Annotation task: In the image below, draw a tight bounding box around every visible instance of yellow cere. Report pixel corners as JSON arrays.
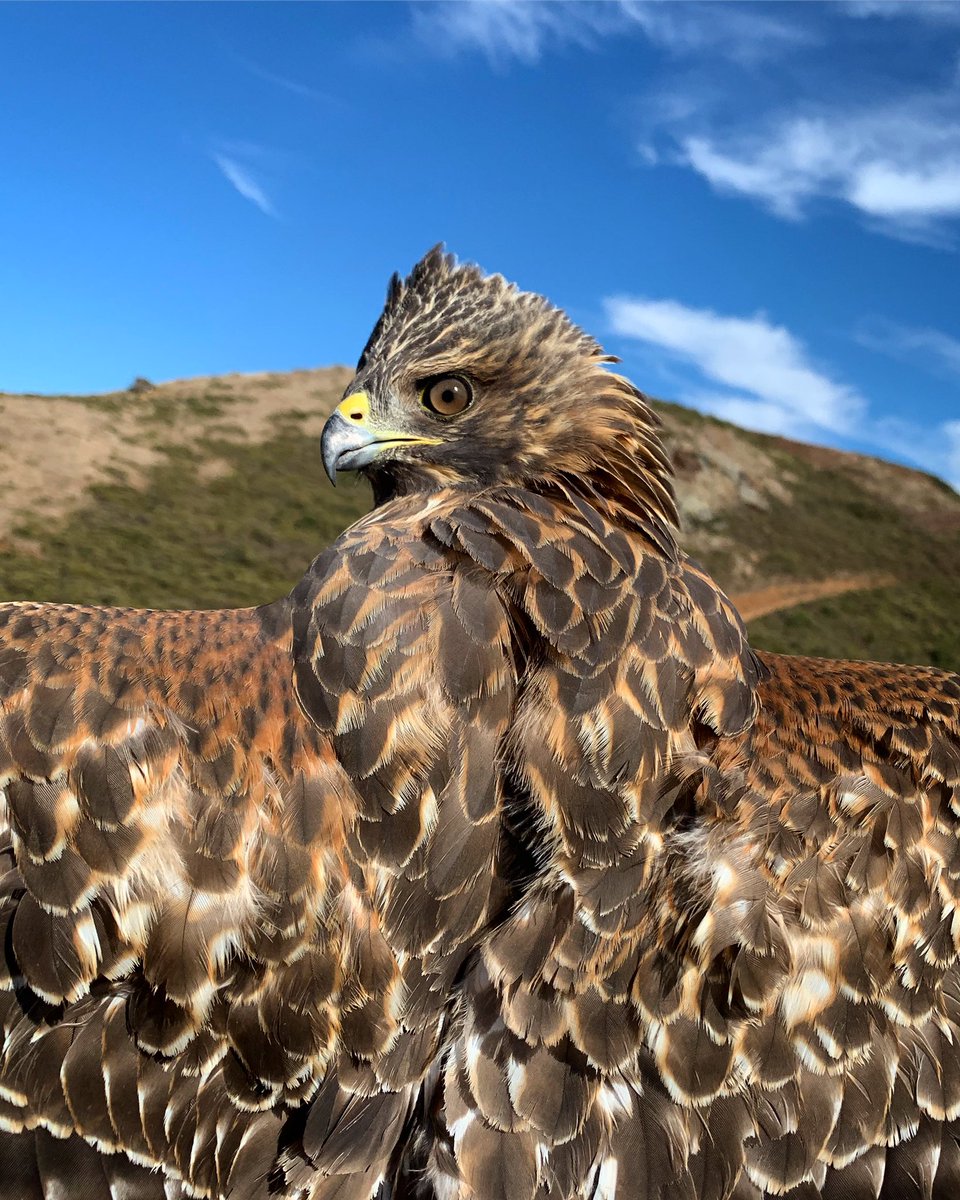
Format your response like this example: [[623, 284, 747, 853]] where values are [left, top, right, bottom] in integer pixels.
[[336, 392, 371, 426]]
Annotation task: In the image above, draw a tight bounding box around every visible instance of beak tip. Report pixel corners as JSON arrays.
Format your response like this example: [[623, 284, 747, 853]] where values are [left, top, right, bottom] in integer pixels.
[[320, 412, 348, 486], [321, 406, 377, 486]]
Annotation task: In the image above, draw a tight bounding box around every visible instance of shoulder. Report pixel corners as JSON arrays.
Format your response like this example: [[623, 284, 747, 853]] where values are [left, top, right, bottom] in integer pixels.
[[756, 650, 960, 724], [0, 599, 297, 748], [753, 650, 960, 759]]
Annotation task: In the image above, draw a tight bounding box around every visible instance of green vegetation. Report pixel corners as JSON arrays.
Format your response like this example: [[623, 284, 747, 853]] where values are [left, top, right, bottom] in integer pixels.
[[698, 447, 897, 584], [0, 421, 370, 610], [749, 580, 960, 669], [694, 449, 960, 669]]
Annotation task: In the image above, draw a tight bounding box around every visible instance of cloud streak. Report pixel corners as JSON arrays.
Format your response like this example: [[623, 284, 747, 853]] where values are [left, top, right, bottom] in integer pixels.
[[856, 319, 960, 380], [212, 153, 277, 217], [842, 1, 960, 24], [229, 50, 328, 101]]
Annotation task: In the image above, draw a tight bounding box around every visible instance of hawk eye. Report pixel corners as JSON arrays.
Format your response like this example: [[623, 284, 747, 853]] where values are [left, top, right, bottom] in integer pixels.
[[421, 376, 472, 417]]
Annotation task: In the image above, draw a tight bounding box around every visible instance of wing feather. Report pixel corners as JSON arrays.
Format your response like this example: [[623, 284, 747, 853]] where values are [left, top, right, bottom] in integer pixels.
[[0, 599, 370, 1195], [4, 464, 960, 1200]]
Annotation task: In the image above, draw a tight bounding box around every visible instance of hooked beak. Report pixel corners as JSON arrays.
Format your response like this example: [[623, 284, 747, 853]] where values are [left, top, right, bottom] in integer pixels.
[[320, 392, 441, 485]]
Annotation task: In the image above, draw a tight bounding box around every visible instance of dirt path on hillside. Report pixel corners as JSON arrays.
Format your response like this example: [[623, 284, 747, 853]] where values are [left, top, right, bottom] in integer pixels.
[[732, 573, 896, 622]]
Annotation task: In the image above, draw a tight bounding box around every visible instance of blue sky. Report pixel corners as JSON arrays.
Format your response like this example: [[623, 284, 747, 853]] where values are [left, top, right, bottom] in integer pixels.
[[2, 2, 960, 486]]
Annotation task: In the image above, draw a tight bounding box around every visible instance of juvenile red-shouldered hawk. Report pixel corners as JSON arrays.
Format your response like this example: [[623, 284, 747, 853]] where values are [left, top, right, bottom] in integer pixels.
[[0, 248, 958, 1199]]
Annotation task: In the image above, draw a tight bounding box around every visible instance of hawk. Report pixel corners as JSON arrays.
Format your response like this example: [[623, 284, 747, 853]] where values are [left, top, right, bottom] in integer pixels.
[[0, 248, 959, 1200]]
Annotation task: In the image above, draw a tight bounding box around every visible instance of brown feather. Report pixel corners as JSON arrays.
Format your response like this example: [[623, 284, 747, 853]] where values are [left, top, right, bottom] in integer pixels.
[[2, 250, 960, 1200]]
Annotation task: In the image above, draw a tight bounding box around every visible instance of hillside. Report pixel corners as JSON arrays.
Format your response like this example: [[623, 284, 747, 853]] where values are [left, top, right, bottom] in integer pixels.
[[1, 369, 958, 668]]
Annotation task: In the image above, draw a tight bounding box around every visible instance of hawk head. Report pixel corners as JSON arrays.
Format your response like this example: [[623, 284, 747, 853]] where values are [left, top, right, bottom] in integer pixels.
[[321, 246, 677, 538]]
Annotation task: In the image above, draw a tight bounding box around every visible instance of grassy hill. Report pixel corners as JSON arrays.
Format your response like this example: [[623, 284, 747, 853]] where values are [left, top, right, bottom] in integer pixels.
[[1, 369, 958, 668]]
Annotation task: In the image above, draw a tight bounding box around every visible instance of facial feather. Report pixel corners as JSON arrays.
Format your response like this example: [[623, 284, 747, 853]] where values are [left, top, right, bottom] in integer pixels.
[[345, 246, 679, 546]]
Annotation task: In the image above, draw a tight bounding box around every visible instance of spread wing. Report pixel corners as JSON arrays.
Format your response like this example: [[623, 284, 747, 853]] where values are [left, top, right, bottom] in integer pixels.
[[8, 486, 960, 1200], [718, 651, 960, 1195], [478, 628, 960, 1200], [0, 599, 336, 1197], [0, 506, 521, 1199]]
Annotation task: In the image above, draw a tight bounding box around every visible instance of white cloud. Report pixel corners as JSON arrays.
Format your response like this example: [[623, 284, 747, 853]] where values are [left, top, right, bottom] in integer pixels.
[[607, 294, 959, 490], [212, 153, 277, 217], [415, 1, 960, 244], [411, 0, 812, 66], [606, 296, 865, 436], [673, 102, 960, 237], [412, 0, 592, 65], [849, 161, 960, 218], [683, 393, 818, 441], [607, 1, 814, 62], [680, 118, 854, 220], [851, 321, 960, 487]]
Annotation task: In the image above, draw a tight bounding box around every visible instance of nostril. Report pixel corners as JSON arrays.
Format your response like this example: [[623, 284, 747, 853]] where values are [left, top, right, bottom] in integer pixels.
[[349, 410, 363, 421]]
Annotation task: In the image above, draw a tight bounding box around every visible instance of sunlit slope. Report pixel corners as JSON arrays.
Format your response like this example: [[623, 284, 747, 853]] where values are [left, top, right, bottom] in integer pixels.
[[1, 372, 957, 667], [0, 369, 366, 609]]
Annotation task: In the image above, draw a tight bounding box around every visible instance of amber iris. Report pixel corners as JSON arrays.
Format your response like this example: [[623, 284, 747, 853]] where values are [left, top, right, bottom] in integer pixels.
[[422, 376, 472, 416]]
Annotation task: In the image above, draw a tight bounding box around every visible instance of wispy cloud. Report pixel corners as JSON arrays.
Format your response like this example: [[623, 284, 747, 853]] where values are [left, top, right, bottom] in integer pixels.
[[621, 2, 815, 61], [856, 319, 960, 380], [412, 0, 583, 65], [614, 4, 960, 244], [415, 0, 960, 245], [843, 0, 960, 24], [671, 99, 960, 241], [212, 152, 277, 217], [606, 295, 960, 488], [411, 0, 812, 67], [851, 318, 960, 486], [229, 50, 328, 102], [606, 296, 865, 437]]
